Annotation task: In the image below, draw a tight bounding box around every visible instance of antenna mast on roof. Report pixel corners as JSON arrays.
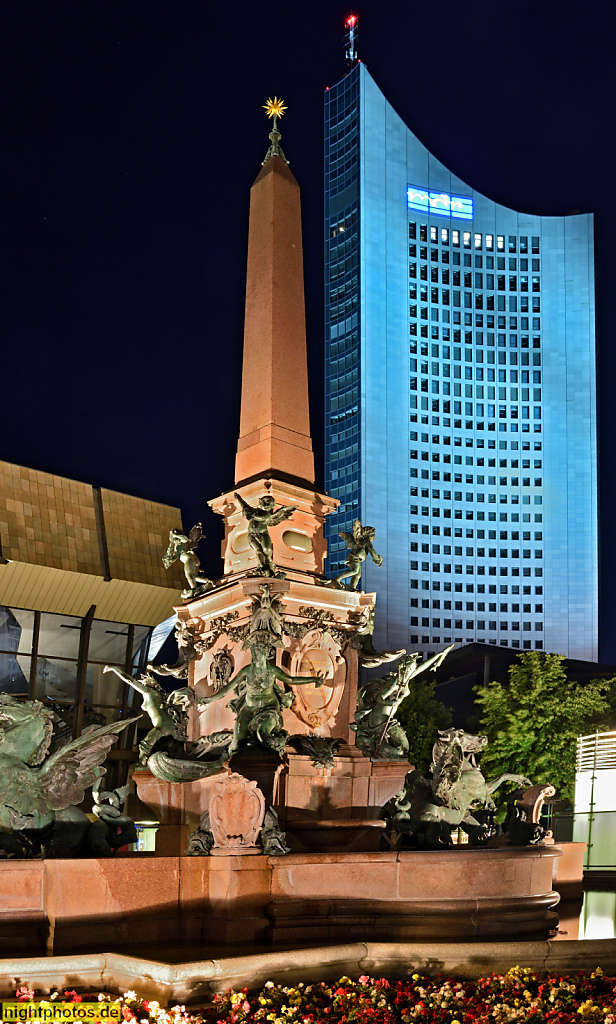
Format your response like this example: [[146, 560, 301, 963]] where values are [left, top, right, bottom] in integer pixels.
[[344, 14, 358, 68]]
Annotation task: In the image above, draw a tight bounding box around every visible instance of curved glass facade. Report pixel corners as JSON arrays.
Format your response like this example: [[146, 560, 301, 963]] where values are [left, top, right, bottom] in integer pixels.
[[324, 64, 597, 661]]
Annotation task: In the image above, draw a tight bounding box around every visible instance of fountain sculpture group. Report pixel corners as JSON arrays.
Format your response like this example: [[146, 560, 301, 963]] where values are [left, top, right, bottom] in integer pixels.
[[0, 507, 549, 861], [0, 100, 562, 953]]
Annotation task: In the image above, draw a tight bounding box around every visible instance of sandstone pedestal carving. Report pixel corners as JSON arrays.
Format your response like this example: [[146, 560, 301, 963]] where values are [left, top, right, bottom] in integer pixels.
[[209, 773, 266, 856]]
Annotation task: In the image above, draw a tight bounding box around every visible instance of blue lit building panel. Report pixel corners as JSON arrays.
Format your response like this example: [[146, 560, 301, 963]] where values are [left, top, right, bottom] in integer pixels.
[[324, 63, 597, 661], [408, 186, 474, 221]]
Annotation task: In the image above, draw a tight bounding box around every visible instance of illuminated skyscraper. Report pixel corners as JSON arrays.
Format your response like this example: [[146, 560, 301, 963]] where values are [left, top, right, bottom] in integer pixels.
[[324, 61, 597, 661]]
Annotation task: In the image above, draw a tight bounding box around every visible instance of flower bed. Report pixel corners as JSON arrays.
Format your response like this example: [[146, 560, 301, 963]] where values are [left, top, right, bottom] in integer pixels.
[[14, 968, 616, 1024]]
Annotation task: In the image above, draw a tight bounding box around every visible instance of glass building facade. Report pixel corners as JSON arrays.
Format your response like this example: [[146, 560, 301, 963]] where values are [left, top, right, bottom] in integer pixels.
[[0, 605, 153, 786], [324, 64, 597, 661]]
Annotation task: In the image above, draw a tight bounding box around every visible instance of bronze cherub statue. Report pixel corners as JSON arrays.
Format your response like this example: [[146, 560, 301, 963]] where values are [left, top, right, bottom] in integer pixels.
[[335, 519, 383, 590], [162, 523, 213, 599]]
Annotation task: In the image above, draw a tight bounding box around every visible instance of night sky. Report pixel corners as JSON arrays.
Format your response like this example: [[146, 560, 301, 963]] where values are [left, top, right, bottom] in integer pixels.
[[3, 2, 616, 659]]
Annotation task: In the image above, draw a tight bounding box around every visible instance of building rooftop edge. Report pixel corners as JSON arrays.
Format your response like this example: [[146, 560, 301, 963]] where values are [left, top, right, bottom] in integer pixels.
[[325, 63, 594, 222]]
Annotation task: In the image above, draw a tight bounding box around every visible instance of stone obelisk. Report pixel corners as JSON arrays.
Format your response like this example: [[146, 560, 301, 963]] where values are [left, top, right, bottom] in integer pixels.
[[195, 100, 371, 739], [138, 103, 401, 855], [234, 132, 314, 489], [209, 101, 335, 578]]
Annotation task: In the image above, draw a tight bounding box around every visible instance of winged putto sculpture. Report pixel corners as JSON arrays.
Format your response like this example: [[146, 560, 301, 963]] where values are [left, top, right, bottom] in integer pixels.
[[335, 519, 383, 590], [234, 492, 296, 577], [162, 523, 214, 598]]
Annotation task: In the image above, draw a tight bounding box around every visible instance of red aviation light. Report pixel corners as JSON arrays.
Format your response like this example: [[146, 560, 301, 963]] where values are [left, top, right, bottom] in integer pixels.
[[344, 13, 358, 67]]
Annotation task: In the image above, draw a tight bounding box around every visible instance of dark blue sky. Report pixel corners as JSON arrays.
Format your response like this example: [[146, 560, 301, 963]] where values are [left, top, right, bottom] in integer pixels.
[[2, 1, 616, 658]]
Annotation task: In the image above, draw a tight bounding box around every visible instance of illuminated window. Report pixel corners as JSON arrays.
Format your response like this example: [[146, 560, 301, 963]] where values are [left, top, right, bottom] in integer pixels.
[[497, 236, 505, 251], [452, 230, 460, 246], [474, 233, 482, 249], [430, 226, 438, 242], [463, 231, 471, 248], [486, 234, 494, 251], [407, 185, 474, 221], [441, 227, 449, 244]]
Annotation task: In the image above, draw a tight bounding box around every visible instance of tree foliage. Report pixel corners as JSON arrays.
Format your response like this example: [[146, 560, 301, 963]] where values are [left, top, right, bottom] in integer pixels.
[[475, 651, 613, 804], [397, 675, 453, 773]]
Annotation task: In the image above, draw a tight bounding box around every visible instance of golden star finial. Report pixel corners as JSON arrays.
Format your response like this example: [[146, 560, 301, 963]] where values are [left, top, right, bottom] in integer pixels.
[[263, 97, 287, 120]]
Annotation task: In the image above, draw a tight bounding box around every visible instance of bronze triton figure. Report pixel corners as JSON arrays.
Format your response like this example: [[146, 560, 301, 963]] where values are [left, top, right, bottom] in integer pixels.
[[199, 642, 324, 759], [103, 666, 192, 764], [382, 727, 532, 848], [353, 647, 452, 759]]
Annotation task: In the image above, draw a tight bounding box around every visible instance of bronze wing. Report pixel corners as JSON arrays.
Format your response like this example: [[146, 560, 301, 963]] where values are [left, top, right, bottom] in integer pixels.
[[37, 717, 139, 811], [187, 522, 203, 549]]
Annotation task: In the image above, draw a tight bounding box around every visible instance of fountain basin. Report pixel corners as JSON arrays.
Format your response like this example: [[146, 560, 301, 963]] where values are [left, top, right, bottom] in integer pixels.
[[0, 844, 561, 954], [267, 845, 561, 944]]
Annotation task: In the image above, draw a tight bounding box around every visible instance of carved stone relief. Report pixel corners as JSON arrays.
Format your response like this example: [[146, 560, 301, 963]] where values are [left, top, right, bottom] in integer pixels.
[[209, 772, 266, 855], [287, 629, 346, 729], [209, 647, 235, 692]]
